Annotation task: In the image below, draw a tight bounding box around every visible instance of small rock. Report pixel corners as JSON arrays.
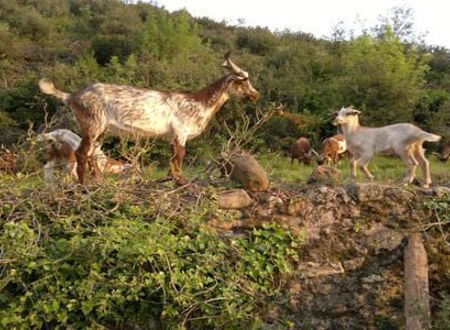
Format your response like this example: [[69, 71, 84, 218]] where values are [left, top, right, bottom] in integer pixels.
[[268, 195, 283, 209], [362, 274, 383, 284], [223, 209, 244, 219], [297, 262, 345, 278], [223, 154, 270, 192], [218, 189, 254, 209], [317, 186, 330, 193], [307, 165, 341, 184], [273, 214, 301, 227], [343, 257, 366, 271], [208, 218, 242, 231], [254, 208, 272, 219], [432, 186, 450, 197], [286, 195, 311, 215]]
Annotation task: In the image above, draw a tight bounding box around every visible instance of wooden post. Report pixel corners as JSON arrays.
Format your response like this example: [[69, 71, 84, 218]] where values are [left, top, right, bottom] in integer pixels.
[[404, 233, 430, 330]]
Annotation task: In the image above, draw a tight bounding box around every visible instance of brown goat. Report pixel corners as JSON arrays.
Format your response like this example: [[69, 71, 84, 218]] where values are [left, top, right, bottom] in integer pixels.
[[317, 134, 347, 165], [439, 140, 450, 161], [290, 137, 313, 165]]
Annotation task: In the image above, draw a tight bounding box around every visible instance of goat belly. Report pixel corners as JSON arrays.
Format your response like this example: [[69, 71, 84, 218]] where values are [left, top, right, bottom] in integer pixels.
[[107, 120, 172, 138], [106, 108, 173, 137]]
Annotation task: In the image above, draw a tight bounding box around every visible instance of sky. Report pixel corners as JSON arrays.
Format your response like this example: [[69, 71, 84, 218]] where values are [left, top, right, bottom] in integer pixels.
[[154, 0, 450, 48]]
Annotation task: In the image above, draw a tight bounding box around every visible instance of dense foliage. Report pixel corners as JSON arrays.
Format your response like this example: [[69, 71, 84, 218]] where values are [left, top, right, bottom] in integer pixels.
[[0, 0, 449, 154], [0, 181, 303, 328], [1, 1, 450, 328]]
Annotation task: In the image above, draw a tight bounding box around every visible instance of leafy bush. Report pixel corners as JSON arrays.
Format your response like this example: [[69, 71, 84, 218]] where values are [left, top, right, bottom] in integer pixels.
[[0, 183, 303, 328]]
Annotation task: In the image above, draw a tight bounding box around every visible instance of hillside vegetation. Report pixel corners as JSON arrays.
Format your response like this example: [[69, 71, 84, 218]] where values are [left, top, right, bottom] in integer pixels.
[[1, 1, 450, 329], [0, 0, 450, 153]]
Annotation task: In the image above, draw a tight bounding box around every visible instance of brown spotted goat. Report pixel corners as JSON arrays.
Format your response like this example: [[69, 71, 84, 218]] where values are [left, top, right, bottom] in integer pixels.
[[39, 52, 259, 184], [290, 137, 315, 165], [38, 129, 131, 184], [317, 134, 347, 165]]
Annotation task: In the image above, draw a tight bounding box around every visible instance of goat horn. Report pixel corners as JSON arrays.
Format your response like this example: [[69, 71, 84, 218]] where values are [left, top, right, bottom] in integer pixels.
[[221, 51, 249, 78]]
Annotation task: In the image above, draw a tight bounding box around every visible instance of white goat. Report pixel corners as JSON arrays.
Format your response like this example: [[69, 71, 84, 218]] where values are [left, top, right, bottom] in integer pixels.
[[37, 129, 130, 184], [334, 106, 441, 188], [39, 52, 260, 184]]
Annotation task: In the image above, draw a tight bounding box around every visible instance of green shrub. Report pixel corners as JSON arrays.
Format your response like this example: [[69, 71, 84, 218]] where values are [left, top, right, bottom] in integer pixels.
[[0, 184, 303, 328]]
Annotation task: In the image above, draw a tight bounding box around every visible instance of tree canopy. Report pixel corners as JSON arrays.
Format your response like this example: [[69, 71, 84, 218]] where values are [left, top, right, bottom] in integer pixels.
[[0, 0, 449, 150]]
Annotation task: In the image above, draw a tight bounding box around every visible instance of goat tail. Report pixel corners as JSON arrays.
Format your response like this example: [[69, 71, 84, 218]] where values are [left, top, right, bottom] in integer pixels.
[[421, 131, 441, 143], [39, 78, 70, 103]]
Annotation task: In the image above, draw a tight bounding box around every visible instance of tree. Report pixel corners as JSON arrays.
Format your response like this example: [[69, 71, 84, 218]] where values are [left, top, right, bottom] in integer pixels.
[[335, 28, 428, 125]]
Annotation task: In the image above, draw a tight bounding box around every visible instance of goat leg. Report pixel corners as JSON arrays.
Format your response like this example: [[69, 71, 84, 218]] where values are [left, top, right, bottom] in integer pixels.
[[169, 139, 188, 185], [359, 156, 374, 181], [350, 156, 359, 181], [399, 150, 418, 186]]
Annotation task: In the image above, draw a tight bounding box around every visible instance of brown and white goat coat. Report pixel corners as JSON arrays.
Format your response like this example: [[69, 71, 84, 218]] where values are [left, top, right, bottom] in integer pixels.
[[38, 129, 130, 183], [317, 134, 347, 165], [39, 52, 259, 184]]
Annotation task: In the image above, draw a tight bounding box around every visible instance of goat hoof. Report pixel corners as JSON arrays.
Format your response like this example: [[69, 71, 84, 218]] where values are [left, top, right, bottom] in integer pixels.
[[174, 176, 189, 186]]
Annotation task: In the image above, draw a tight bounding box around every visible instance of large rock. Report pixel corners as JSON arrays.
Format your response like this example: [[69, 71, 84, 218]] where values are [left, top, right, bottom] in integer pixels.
[[361, 223, 405, 252], [223, 154, 269, 192]]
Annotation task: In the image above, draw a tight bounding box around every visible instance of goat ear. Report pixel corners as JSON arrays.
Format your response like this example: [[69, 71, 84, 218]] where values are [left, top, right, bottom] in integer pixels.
[[348, 109, 361, 115], [234, 74, 247, 81]]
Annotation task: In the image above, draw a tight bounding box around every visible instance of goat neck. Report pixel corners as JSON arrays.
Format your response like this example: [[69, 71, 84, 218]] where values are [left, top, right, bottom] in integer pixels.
[[340, 116, 361, 136], [191, 75, 232, 114]]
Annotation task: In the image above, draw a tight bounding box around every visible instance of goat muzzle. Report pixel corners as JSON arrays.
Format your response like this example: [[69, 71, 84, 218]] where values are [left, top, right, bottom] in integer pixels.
[[249, 91, 261, 102]]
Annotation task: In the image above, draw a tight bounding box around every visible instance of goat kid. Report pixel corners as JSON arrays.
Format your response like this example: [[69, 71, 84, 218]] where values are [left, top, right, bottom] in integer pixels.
[[334, 107, 441, 188], [37, 129, 130, 184], [317, 134, 347, 165], [39, 52, 260, 184]]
